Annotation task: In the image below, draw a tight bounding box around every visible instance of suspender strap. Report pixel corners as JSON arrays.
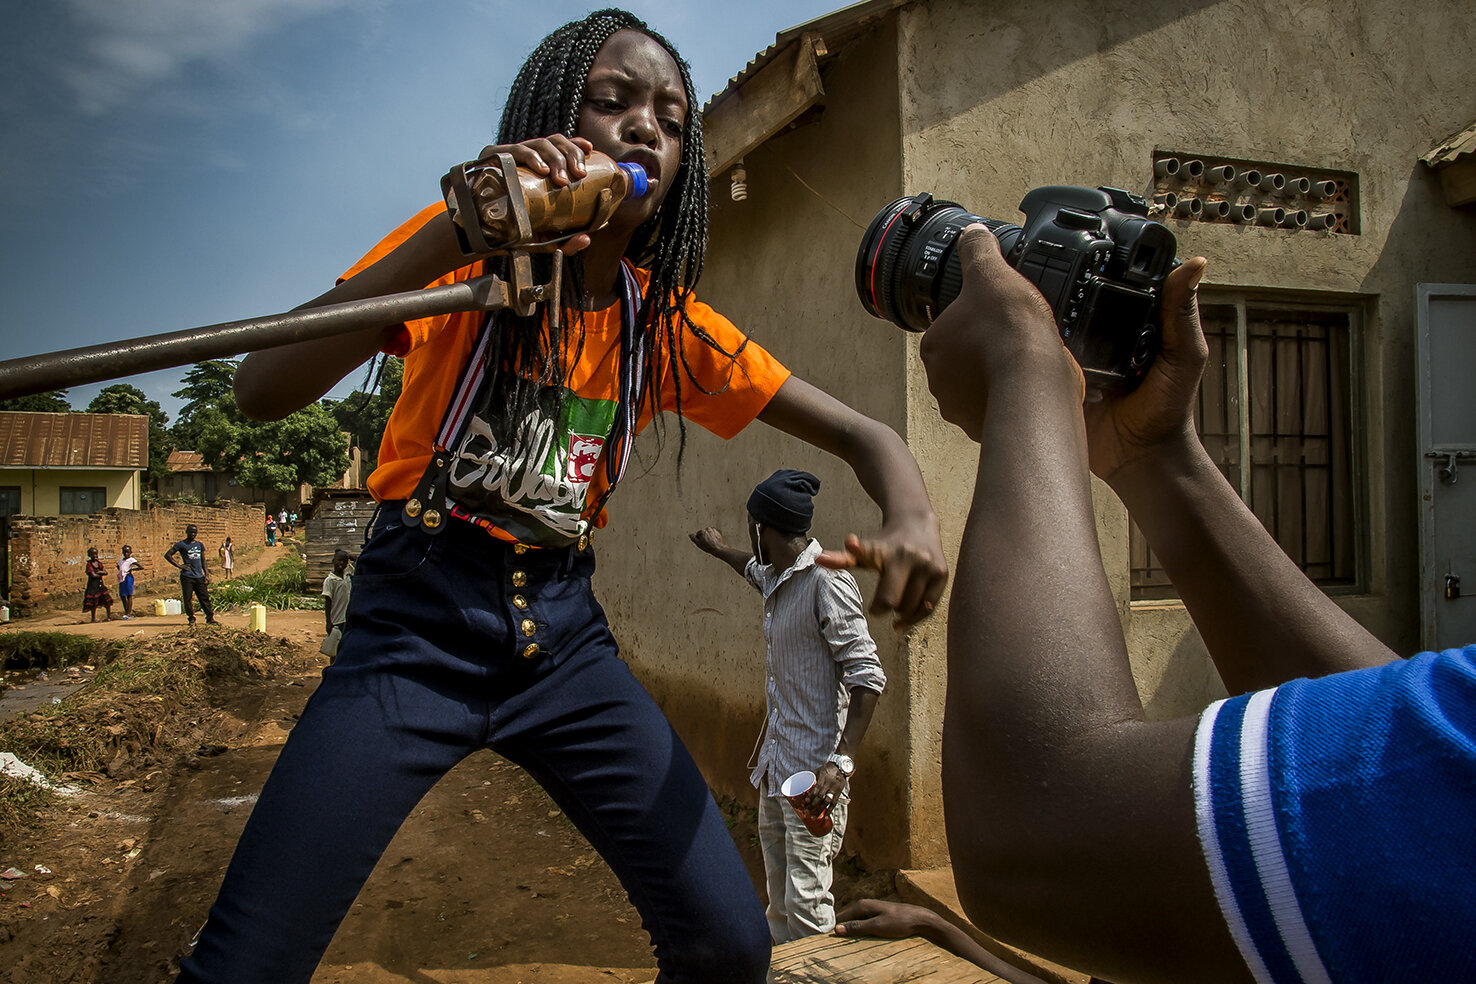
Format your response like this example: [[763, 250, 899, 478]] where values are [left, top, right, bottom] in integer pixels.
[[604, 259, 646, 491], [402, 259, 648, 539]]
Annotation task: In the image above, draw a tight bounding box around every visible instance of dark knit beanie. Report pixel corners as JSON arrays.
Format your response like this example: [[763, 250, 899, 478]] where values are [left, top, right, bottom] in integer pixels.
[[747, 469, 821, 533]]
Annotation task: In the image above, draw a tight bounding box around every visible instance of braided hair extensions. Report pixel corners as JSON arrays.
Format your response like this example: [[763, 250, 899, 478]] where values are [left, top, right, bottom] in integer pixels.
[[482, 8, 746, 467]]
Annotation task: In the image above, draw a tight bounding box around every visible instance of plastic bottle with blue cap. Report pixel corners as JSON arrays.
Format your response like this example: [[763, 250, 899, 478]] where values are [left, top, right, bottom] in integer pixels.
[[442, 150, 648, 255]]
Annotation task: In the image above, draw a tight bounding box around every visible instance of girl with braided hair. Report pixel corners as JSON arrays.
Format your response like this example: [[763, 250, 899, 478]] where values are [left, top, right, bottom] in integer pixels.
[[191, 10, 946, 983]]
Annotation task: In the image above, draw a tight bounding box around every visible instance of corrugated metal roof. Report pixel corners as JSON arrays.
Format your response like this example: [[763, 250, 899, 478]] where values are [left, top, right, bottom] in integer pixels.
[[167, 450, 212, 473], [702, 0, 912, 115], [1422, 120, 1476, 168], [0, 411, 147, 469]]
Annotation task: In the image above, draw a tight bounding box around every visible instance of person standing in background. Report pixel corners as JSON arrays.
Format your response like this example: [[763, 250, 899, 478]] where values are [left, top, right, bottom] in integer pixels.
[[116, 544, 143, 619], [83, 546, 114, 622], [219, 536, 235, 580], [691, 469, 885, 943], [166, 524, 218, 626], [266, 515, 277, 546], [320, 550, 354, 663]]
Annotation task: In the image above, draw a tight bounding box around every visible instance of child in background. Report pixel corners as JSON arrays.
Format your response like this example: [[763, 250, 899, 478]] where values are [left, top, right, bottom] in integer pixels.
[[116, 544, 142, 619], [82, 546, 113, 622]]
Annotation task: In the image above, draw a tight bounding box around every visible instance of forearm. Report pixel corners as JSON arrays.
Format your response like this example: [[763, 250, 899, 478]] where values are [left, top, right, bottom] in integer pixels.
[[947, 368, 1143, 751], [235, 210, 470, 420], [1111, 427, 1397, 692], [942, 367, 1243, 979], [758, 378, 935, 528], [914, 912, 1051, 984], [709, 545, 752, 577], [835, 687, 879, 759]]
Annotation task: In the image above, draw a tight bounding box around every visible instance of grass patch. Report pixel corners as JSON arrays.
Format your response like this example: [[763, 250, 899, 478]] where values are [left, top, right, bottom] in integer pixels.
[[213, 553, 323, 612], [0, 627, 298, 839], [0, 631, 116, 671], [0, 776, 52, 836]]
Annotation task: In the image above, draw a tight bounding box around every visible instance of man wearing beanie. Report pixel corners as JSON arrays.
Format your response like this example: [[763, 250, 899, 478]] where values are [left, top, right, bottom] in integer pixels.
[[691, 468, 885, 943]]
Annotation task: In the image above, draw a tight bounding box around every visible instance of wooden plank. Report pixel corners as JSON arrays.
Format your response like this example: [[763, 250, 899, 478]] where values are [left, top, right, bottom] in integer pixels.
[[1440, 159, 1476, 207], [303, 495, 376, 585], [897, 869, 1090, 984], [703, 33, 825, 178], [768, 932, 1001, 983]]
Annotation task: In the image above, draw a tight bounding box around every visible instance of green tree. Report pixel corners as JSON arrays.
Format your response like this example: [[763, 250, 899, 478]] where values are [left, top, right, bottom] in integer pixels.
[[197, 402, 350, 492], [86, 384, 171, 482], [324, 355, 402, 473], [0, 390, 71, 412], [171, 359, 239, 450]]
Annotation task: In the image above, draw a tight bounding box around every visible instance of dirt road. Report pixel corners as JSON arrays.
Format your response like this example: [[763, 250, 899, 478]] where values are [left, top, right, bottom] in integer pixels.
[[1, 592, 895, 982]]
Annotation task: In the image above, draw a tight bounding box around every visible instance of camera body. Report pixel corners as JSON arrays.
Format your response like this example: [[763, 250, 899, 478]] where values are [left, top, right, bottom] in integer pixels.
[[856, 185, 1178, 391]]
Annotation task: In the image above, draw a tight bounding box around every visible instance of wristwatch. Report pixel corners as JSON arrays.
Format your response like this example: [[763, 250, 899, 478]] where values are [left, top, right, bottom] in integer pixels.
[[827, 752, 855, 777]]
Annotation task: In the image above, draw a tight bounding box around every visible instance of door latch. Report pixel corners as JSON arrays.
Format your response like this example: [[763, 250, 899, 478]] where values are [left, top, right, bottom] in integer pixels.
[[1425, 449, 1476, 485], [1446, 574, 1461, 600]]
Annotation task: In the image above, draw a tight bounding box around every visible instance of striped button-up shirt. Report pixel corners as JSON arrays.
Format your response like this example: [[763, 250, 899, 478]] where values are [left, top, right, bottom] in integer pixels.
[[745, 539, 885, 796]]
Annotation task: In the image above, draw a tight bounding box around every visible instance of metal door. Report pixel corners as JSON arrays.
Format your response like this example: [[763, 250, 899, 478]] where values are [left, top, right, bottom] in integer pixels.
[[1416, 283, 1476, 650]]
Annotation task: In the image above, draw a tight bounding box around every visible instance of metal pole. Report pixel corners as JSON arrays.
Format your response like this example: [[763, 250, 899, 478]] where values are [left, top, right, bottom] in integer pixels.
[[0, 274, 513, 401]]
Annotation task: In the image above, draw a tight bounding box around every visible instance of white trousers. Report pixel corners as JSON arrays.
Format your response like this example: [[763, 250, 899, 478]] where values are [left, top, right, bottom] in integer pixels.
[[757, 786, 849, 944]]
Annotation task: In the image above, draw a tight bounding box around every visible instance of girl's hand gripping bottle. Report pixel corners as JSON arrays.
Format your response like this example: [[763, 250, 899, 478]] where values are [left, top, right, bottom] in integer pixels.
[[442, 151, 648, 256]]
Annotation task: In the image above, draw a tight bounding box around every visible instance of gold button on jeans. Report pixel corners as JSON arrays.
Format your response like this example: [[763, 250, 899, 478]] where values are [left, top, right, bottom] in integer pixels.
[[512, 571, 527, 588], [513, 595, 528, 610], [521, 619, 536, 637], [521, 643, 540, 659]]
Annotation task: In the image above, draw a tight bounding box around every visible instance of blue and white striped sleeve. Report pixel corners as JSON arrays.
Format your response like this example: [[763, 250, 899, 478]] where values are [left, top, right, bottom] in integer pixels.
[[1193, 690, 1332, 984], [1192, 648, 1476, 984]]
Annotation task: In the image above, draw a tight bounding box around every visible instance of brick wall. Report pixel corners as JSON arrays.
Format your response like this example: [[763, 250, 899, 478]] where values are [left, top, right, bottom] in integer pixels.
[[6, 501, 267, 614]]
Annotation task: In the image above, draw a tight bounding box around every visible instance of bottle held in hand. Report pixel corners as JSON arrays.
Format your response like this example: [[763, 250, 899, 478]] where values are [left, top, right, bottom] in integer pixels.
[[442, 150, 648, 256]]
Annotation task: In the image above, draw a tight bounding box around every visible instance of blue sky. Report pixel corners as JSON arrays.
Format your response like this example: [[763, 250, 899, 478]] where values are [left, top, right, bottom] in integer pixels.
[[0, 0, 846, 420]]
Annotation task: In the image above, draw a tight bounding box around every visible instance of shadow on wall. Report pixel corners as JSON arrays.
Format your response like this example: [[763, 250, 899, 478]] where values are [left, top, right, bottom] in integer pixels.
[[1138, 621, 1229, 722], [1359, 162, 1476, 655]]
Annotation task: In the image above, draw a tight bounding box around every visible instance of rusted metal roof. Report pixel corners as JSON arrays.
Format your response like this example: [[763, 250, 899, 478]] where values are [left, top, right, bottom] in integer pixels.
[[1421, 120, 1476, 168], [167, 450, 213, 473], [703, 0, 912, 116], [0, 411, 147, 469]]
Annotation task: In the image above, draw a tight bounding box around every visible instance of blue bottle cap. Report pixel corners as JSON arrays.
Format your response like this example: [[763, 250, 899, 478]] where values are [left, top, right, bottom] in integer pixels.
[[616, 162, 648, 198]]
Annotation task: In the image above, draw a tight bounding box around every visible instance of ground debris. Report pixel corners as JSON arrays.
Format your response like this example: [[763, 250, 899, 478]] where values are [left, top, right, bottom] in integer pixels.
[[1, 627, 297, 831]]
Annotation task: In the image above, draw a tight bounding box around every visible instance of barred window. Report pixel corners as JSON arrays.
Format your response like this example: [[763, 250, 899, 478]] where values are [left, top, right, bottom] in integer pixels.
[[1130, 298, 1359, 600], [59, 486, 108, 515]]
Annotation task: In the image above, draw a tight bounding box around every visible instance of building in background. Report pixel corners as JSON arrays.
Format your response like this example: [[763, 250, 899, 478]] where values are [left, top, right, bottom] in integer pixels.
[[0, 411, 146, 517], [592, 0, 1476, 871]]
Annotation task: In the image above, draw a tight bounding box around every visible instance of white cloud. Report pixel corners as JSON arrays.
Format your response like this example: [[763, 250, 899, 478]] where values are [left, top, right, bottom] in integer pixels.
[[56, 0, 357, 115]]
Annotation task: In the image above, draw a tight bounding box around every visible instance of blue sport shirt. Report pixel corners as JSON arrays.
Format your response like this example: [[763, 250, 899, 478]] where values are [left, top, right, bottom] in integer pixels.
[[1192, 646, 1476, 982]]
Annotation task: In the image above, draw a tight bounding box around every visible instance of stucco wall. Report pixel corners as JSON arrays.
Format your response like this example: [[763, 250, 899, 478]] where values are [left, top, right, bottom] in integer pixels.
[[0, 468, 141, 515], [598, 0, 1476, 873], [897, 0, 1476, 713], [592, 23, 935, 866]]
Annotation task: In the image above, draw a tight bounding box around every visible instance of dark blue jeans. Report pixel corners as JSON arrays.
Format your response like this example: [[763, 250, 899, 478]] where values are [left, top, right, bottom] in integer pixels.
[[178, 514, 769, 983]]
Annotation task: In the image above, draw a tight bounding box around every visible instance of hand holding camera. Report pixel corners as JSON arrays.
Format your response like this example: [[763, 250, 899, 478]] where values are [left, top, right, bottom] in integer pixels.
[[1082, 256, 1208, 487], [857, 185, 1177, 392], [916, 225, 1083, 440], [857, 184, 1208, 462]]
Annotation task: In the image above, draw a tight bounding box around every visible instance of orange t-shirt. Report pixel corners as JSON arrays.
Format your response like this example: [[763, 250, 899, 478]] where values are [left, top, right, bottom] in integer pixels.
[[341, 204, 791, 542]]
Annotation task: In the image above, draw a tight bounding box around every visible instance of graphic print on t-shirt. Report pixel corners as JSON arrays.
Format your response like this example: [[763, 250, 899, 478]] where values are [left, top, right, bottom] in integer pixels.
[[445, 376, 617, 546]]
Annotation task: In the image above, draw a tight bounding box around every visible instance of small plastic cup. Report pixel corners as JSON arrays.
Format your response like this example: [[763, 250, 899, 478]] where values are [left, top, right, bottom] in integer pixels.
[[781, 770, 833, 836]]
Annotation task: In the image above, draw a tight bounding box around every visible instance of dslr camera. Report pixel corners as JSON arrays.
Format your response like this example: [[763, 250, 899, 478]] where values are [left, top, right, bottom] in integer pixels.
[[856, 186, 1178, 391]]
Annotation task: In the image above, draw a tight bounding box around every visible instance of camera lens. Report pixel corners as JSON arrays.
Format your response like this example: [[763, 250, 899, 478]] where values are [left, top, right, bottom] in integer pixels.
[[855, 194, 1019, 332]]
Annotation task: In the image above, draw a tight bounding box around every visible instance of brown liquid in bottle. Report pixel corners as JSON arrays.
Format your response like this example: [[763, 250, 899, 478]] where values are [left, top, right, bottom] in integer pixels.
[[445, 151, 648, 253]]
